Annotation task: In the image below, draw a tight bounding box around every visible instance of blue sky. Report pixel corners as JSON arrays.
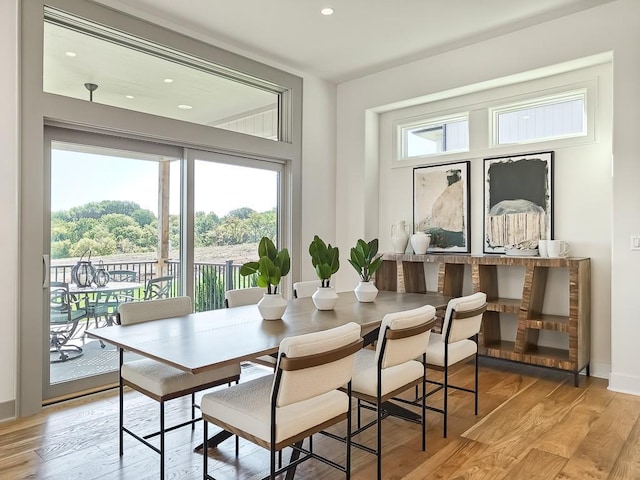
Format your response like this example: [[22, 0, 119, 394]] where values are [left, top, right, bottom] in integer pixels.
[[51, 149, 278, 216]]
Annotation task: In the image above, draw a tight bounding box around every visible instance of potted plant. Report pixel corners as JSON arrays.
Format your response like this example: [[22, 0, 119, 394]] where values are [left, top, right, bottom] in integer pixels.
[[240, 237, 290, 320], [348, 238, 383, 302], [308, 235, 340, 310]]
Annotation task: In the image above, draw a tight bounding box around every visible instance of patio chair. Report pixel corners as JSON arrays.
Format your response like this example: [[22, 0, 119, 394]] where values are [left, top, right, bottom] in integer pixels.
[[118, 296, 241, 479], [144, 275, 174, 300], [89, 270, 138, 329], [201, 322, 362, 480], [50, 281, 87, 363]]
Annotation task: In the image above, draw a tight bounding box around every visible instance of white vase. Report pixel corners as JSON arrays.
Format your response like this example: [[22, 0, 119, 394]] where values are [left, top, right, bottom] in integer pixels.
[[391, 220, 410, 253], [257, 293, 287, 320], [410, 231, 431, 255], [312, 286, 339, 310], [354, 280, 378, 302]]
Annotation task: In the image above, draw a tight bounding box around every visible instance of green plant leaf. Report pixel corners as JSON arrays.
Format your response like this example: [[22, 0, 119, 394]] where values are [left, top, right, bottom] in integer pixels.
[[240, 262, 259, 276]]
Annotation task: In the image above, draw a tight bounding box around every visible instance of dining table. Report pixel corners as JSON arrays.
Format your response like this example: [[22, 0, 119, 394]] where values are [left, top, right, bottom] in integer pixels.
[[86, 290, 450, 461]]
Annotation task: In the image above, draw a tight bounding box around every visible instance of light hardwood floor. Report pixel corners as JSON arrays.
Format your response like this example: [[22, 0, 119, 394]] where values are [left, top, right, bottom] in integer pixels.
[[1, 359, 639, 479]]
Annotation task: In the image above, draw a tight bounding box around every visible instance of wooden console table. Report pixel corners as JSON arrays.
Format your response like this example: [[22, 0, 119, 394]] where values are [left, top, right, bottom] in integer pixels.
[[376, 253, 591, 386]]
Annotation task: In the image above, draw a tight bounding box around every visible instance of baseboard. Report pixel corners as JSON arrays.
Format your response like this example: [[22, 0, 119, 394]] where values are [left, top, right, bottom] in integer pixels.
[[0, 399, 16, 422], [608, 371, 640, 396], [589, 361, 610, 380]]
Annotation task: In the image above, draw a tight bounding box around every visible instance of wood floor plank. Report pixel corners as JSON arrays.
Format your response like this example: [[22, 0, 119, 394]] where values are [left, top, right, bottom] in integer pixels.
[[2, 361, 640, 479], [532, 378, 614, 459], [556, 393, 640, 480], [502, 448, 567, 479], [607, 416, 640, 480]]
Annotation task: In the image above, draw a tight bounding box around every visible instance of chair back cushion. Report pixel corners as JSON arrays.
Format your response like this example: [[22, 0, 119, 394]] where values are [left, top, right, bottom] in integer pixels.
[[118, 296, 192, 325], [442, 292, 487, 343], [224, 287, 267, 307], [276, 322, 361, 407], [293, 280, 321, 299], [375, 305, 436, 369]]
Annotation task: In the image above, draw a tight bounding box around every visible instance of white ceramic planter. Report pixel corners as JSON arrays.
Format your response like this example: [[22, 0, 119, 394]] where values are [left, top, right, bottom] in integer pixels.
[[354, 280, 378, 302], [312, 286, 339, 310], [410, 231, 431, 255], [257, 293, 287, 320]]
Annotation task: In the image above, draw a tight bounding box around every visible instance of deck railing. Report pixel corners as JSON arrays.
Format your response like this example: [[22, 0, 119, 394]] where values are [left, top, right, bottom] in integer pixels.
[[50, 259, 256, 312]]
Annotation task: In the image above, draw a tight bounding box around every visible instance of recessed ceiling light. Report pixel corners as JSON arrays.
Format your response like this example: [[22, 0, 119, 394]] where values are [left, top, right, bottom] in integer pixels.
[[178, 104, 192, 110], [65, 51, 77, 57], [125, 95, 134, 99], [321, 7, 334, 15], [163, 78, 174, 83]]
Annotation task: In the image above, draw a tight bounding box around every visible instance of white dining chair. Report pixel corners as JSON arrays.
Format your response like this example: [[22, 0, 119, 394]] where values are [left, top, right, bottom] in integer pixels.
[[424, 292, 487, 437], [224, 286, 266, 307], [117, 296, 241, 479], [201, 322, 363, 480], [348, 304, 436, 480], [293, 280, 321, 299]]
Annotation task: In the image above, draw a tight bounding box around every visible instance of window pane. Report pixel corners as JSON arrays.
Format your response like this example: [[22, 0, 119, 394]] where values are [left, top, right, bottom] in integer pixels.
[[49, 142, 181, 384], [496, 96, 585, 145], [401, 118, 468, 159], [192, 160, 279, 312], [44, 14, 280, 140]]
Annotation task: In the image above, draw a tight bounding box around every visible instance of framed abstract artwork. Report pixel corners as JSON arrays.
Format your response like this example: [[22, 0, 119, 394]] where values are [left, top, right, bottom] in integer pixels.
[[483, 151, 553, 254], [413, 161, 471, 253]]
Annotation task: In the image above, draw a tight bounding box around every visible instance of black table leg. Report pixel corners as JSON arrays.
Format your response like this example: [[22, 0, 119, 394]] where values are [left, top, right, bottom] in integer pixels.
[[284, 441, 304, 480], [194, 429, 233, 451]]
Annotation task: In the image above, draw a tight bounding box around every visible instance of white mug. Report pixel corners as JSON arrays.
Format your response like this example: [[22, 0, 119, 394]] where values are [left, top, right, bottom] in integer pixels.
[[548, 240, 570, 258], [538, 240, 549, 257]]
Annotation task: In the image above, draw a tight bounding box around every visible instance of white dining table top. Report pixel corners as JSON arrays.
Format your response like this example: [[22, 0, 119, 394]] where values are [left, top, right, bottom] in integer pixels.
[[86, 291, 449, 374]]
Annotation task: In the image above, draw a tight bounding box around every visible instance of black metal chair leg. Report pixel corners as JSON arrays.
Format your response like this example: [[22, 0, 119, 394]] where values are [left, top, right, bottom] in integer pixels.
[[192, 392, 196, 430], [119, 349, 124, 457], [443, 364, 448, 438], [160, 401, 165, 479]]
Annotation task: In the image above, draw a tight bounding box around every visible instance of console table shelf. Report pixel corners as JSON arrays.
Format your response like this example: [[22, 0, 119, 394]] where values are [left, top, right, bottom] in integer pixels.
[[377, 253, 591, 386]]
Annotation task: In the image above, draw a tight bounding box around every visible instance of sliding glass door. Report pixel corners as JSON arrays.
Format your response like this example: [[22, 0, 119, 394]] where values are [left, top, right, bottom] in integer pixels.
[[45, 127, 182, 400], [188, 150, 284, 311], [44, 129, 285, 401]]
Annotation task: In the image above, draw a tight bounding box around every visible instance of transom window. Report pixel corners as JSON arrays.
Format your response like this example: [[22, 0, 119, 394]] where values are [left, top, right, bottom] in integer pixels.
[[397, 114, 469, 160], [492, 90, 586, 145]]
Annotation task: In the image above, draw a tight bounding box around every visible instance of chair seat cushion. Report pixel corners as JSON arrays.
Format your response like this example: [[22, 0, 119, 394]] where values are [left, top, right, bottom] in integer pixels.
[[426, 333, 477, 367], [351, 348, 423, 398], [121, 359, 240, 397], [201, 374, 348, 444]]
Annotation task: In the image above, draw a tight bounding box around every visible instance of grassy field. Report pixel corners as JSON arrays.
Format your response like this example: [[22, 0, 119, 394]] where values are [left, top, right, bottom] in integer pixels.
[[51, 242, 260, 265]]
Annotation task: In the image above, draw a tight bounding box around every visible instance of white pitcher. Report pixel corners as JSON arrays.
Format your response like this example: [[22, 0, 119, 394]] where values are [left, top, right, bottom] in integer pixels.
[[391, 220, 410, 253]]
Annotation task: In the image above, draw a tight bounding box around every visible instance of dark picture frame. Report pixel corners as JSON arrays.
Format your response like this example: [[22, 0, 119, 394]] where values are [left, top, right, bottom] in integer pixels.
[[483, 151, 553, 254], [413, 160, 471, 253]]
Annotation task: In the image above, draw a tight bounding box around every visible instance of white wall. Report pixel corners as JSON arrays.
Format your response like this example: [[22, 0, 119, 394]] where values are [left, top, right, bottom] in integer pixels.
[[0, 0, 19, 412], [376, 64, 612, 367], [335, 0, 640, 391]]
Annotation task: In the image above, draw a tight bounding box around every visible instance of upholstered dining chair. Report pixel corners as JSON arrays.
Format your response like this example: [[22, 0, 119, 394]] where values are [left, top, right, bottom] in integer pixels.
[[224, 286, 266, 308], [117, 296, 241, 479], [347, 305, 436, 480], [423, 291, 487, 437], [49, 281, 86, 363], [292, 280, 321, 299], [224, 286, 273, 368], [200, 322, 363, 480]]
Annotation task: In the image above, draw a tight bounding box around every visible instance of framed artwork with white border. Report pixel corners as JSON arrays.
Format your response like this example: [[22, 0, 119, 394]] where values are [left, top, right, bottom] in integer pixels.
[[413, 160, 471, 253], [483, 151, 554, 254]]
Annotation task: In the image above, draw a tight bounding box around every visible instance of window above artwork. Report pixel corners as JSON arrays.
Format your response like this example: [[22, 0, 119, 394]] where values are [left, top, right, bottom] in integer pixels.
[[491, 90, 586, 146], [396, 114, 469, 161]]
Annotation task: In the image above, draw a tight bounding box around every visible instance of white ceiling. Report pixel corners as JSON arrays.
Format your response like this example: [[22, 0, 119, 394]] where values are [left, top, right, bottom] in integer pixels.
[[94, 0, 612, 83]]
